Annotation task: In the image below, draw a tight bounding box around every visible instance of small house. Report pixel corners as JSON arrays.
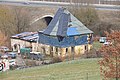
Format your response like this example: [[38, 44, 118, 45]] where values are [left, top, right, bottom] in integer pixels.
[[11, 32, 40, 53]]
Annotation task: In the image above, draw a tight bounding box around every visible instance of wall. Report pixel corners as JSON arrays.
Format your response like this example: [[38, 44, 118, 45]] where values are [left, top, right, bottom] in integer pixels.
[[38, 43, 93, 58], [11, 39, 31, 52]]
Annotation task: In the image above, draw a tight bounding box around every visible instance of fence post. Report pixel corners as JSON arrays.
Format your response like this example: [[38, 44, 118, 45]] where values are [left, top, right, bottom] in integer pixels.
[[86, 73, 88, 80]]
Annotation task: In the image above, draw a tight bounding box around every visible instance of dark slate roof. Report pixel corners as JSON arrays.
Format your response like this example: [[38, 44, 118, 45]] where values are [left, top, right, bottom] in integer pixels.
[[11, 32, 38, 42], [11, 32, 32, 38], [21, 33, 38, 42], [42, 7, 93, 37]]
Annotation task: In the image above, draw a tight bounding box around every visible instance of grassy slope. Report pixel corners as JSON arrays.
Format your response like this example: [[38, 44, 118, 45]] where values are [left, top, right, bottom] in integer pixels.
[[93, 41, 103, 50], [0, 58, 101, 80]]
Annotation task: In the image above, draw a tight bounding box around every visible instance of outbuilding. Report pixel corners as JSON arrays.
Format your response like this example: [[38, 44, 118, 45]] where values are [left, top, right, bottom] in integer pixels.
[[11, 32, 40, 53]]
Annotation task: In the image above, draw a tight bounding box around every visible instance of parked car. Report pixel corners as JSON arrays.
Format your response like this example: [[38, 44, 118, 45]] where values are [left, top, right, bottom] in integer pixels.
[[8, 52, 17, 59], [1, 54, 8, 59], [0, 46, 9, 52], [103, 41, 112, 46], [9, 60, 16, 66], [99, 37, 106, 43], [29, 52, 44, 61]]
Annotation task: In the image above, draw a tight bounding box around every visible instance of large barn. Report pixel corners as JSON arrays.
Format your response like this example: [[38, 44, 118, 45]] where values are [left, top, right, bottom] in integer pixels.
[[38, 8, 93, 58]]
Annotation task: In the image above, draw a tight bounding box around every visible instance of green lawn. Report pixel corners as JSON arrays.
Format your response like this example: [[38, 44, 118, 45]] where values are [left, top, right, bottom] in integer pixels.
[[93, 41, 103, 50], [0, 58, 102, 80]]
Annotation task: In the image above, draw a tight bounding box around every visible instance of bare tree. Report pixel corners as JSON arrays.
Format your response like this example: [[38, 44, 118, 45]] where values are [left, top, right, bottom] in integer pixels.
[[0, 5, 16, 47], [0, 31, 7, 46], [12, 7, 31, 33], [0, 5, 15, 36], [0, 6, 31, 47], [68, 5, 99, 28], [0, 6, 31, 34], [29, 19, 47, 32]]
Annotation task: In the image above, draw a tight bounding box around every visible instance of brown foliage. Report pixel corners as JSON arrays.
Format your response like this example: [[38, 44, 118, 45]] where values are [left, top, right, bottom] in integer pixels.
[[0, 5, 31, 47], [51, 56, 62, 63], [0, 5, 15, 36], [99, 30, 120, 80], [12, 7, 31, 33], [0, 31, 7, 46]]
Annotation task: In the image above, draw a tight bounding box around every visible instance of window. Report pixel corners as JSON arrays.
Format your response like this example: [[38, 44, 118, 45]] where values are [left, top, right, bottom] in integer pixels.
[[85, 45, 87, 51], [71, 47, 74, 53], [56, 47, 58, 54], [66, 48, 68, 53]]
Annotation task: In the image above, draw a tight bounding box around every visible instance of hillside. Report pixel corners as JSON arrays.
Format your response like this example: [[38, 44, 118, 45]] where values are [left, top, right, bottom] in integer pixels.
[[0, 58, 101, 80]]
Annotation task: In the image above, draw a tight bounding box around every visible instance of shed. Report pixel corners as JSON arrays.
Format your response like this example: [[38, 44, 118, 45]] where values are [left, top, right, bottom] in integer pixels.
[[11, 32, 41, 52]]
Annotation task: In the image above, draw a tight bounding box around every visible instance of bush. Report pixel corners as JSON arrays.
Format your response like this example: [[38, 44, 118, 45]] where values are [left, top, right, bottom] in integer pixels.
[[51, 56, 62, 63], [93, 36, 100, 42], [81, 48, 102, 58], [9, 65, 18, 70], [25, 60, 37, 67]]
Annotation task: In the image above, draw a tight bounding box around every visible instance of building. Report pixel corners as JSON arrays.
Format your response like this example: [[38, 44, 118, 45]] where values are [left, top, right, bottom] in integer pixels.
[[11, 32, 40, 53], [38, 8, 93, 58]]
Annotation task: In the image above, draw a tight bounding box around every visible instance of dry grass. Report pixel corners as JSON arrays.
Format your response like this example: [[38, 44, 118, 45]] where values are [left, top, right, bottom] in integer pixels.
[[97, 10, 120, 24]]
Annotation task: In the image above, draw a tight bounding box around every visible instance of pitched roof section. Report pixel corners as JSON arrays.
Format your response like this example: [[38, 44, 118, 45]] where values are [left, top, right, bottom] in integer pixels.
[[11, 32, 38, 42], [43, 8, 93, 37]]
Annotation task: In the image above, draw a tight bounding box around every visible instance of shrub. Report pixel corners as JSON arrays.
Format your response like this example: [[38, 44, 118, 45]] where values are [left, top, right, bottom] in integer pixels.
[[81, 48, 102, 58], [25, 60, 37, 67], [51, 56, 62, 63]]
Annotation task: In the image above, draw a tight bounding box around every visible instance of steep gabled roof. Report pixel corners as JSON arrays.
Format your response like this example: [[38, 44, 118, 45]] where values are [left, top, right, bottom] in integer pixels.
[[42, 7, 93, 37]]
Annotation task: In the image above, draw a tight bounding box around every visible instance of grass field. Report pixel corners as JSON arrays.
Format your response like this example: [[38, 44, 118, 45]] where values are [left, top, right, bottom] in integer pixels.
[[93, 41, 103, 50], [0, 58, 102, 80]]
